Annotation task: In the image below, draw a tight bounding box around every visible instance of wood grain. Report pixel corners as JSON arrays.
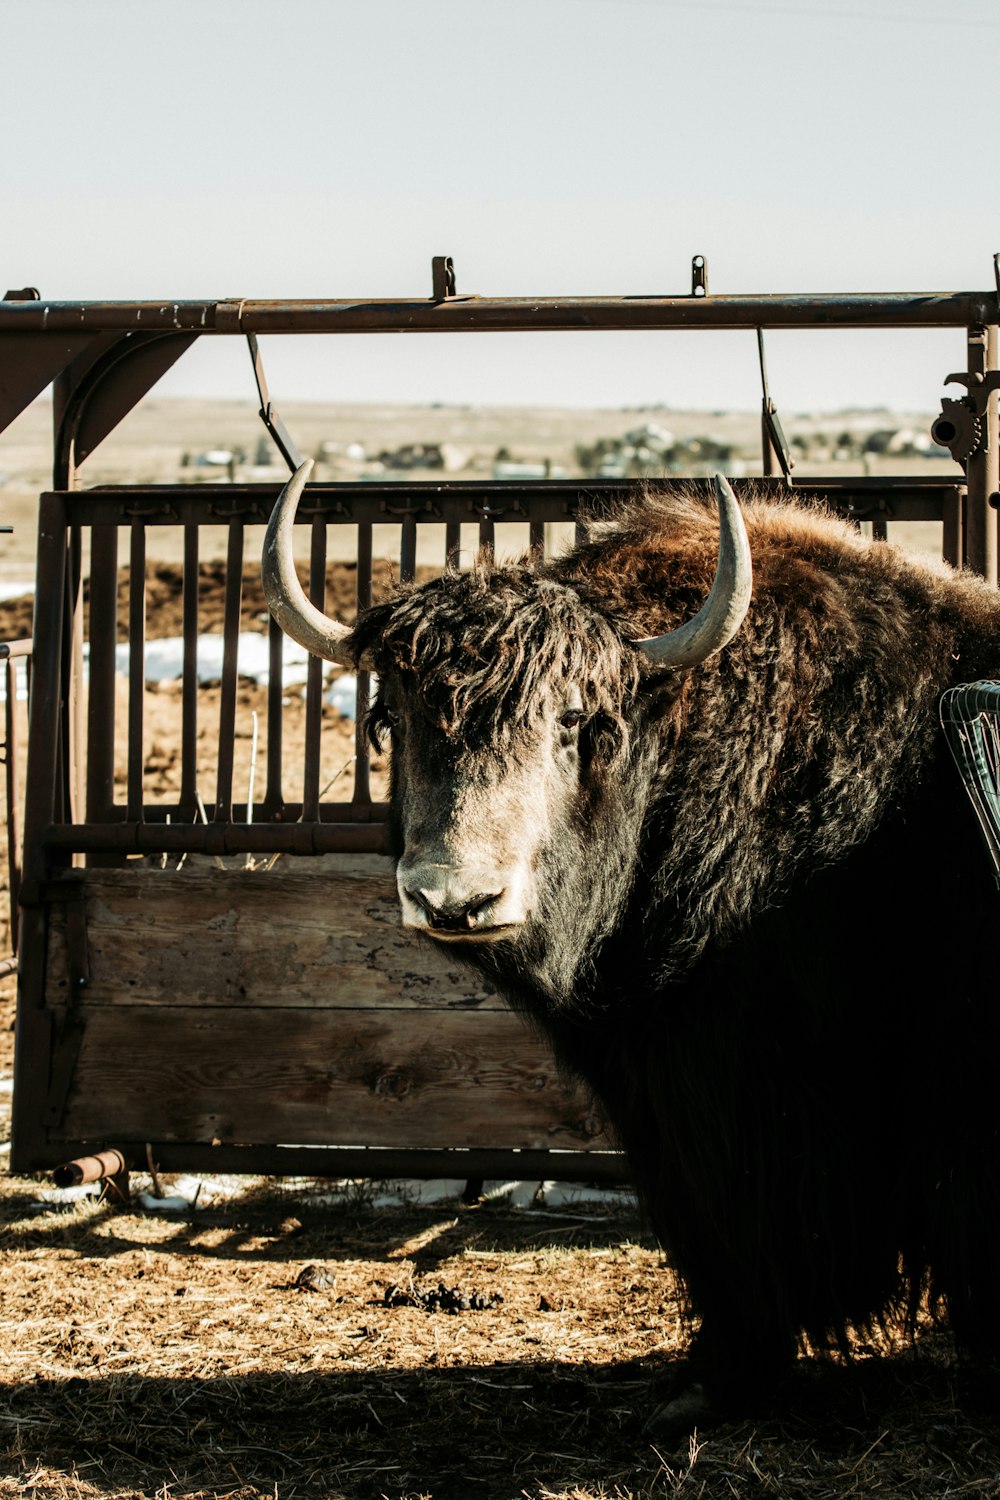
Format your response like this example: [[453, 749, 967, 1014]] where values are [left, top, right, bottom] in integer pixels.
[[46, 864, 499, 1010], [44, 864, 613, 1153], [55, 1005, 611, 1151]]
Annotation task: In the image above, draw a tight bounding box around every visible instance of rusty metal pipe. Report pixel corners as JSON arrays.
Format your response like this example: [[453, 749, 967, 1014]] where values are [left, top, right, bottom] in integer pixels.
[[52, 1148, 126, 1189], [0, 292, 998, 334]]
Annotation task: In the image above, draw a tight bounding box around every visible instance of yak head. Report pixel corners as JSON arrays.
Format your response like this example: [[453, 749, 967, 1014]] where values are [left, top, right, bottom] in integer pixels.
[[262, 464, 751, 980]]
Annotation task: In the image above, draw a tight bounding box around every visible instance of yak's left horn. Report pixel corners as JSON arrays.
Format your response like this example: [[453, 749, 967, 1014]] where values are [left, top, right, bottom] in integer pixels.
[[262, 458, 369, 668], [635, 475, 752, 669]]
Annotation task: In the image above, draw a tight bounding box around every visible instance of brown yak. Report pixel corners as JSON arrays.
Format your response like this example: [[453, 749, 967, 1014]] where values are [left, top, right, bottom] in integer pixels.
[[264, 464, 1000, 1424]]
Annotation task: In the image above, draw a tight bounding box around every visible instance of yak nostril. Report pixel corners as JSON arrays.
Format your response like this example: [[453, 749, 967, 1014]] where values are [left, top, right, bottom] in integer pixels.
[[407, 888, 504, 931]]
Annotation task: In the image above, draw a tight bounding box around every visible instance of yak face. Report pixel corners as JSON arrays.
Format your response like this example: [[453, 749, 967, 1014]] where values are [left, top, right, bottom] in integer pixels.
[[384, 677, 590, 944], [353, 567, 648, 972], [261, 467, 751, 996]]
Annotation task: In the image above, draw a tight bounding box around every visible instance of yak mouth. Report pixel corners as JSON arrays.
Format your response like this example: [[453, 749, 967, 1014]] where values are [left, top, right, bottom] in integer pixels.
[[412, 921, 524, 946]]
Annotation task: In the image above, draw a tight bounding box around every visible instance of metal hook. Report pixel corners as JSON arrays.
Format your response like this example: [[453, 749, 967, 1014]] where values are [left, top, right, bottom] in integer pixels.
[[246, 332, 304, 475], [757, 329, 794, 486]]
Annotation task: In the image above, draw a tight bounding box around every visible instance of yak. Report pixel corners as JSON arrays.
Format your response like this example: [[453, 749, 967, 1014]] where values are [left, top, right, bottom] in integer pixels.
[[263, 460, 1000, 1422]]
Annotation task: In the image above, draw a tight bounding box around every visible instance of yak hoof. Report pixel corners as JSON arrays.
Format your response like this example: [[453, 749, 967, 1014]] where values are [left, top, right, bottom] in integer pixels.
[[644, 1381, 716, 1438]]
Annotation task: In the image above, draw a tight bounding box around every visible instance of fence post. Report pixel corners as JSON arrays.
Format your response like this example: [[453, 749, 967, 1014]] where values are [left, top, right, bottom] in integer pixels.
[[964, 323, 999, 583]]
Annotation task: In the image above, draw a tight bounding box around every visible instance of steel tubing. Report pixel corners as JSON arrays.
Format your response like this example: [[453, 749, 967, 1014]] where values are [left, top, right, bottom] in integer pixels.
[[51, 1148, 127, 1188], [1, 292, 999, 334]]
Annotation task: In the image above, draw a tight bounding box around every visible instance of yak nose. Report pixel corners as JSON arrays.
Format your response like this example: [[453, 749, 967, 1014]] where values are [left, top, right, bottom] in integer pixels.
[[406, 886, 505, 934]]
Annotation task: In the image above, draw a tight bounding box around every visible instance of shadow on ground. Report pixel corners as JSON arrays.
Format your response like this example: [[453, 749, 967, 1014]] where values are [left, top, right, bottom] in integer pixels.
[[2, 1349, 996, 1500]]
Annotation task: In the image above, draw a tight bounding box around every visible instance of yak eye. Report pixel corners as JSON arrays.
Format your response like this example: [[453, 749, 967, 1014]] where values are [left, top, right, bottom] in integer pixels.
[[560, 709, 584, 731]]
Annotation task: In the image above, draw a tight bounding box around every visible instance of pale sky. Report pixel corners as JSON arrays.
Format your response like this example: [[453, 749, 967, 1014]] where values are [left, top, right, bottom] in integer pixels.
[[4, 0, 999, 412]]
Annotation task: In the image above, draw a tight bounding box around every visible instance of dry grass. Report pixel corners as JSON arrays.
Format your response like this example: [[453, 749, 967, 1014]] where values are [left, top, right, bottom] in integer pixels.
[[2, 1166, 1000, 1500]]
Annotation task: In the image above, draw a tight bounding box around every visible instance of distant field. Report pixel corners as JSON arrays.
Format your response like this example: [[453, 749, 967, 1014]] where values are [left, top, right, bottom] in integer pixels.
[[0, 396, 958, 578]]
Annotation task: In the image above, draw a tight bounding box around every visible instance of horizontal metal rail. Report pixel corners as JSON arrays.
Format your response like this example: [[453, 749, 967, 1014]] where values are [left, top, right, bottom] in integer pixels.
[[40, 818, 389, 858], [37, 1141, 629, 1184], [1, 290, 998, 334], [63, 475, 969, 527]]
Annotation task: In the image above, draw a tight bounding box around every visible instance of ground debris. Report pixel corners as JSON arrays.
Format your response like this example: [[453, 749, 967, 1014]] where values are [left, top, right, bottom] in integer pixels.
[[291, 1263, 336, 1292], [381, 1276, 504, 1314]]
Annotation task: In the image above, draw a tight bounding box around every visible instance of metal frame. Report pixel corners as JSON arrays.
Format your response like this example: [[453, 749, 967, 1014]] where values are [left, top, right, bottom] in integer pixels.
[[3, 267, 998, 1183]]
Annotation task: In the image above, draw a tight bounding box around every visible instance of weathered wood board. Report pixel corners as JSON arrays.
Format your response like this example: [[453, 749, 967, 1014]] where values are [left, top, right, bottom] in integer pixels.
[[44, 861, 613, 1155], [46, 862, 501, 1010]]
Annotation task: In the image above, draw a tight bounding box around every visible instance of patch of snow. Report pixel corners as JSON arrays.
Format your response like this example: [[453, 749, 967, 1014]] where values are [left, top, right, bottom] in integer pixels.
[[116, 633, 314, 689], [0, 580, 33, 602], [135, 1191, 191, 1215], [0, 623, 373, 717]]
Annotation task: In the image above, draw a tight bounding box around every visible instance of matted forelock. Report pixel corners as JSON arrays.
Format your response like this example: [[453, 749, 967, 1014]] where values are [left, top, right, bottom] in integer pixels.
[[352, 565, 641, 753]]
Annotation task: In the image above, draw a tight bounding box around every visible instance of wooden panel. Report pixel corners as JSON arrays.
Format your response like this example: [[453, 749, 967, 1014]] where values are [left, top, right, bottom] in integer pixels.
[[46, 863, 498, 1010], [55, 1006, 611, 1152]]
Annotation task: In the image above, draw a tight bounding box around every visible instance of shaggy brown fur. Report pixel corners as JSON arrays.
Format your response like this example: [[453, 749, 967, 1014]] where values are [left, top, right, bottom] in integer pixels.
[[351, 487, 1000, 1415]]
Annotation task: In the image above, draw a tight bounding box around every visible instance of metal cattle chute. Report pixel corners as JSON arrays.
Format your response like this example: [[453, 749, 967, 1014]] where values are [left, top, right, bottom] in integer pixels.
[[1, 258, 998, 1192]]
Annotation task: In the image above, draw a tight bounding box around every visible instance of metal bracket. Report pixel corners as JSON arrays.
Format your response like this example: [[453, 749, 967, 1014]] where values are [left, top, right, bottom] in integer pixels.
[[119, 500, 180, 522], [757, 329, 794, 485], [942, 367, 1000, 418], [845, 494, 895, 523], [379, 497, 442, 519], [246, 333, 304, 474], [3, 286, 39, 301], [295, 497, 352, 521], [432, 256, 457, 301], [472, 496, 528, 521], [209, 499, 273, 522], [931, 367, 1000, 463], [691, 256, 708, 297]]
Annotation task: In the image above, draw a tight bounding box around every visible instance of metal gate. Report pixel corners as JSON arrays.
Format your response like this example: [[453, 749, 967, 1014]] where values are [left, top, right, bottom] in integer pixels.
[[2, 259, 997, 1183]]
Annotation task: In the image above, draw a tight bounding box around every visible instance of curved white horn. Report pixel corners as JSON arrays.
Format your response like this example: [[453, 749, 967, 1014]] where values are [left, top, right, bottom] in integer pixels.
[[635, 475, 752, 669], [262, 459, 360, 667]]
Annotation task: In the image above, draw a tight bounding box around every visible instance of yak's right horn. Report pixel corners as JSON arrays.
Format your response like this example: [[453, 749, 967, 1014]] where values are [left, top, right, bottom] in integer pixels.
[[262, 458, 364, 668]]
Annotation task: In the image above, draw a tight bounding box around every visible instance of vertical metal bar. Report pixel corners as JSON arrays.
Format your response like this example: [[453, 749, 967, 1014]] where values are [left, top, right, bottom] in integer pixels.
[[352, 523, 373, 812], [478, 518, 495, 565], [529, 521, 545, 560], [400, 517, 417, 583], [214, 523, 244, 823], [445, 521, 461, 569], [942, 490, 964, 568], [301, 518, 326, 822], [264, 612, 285, 816], [65, 524, 86, 834], [5, 658, 21, 945], [965, 324, 999, 584], [11, 492, 69, 1171], [180, 524, 199, 813], [871, 519, 889, 542], [761, 413, 782, 478], [85, 525, 119, 824], [126, 523, 146, 824]]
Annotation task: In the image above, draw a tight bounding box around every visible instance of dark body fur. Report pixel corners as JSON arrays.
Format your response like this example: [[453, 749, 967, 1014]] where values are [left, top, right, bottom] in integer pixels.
[[352, 492, 1000, 1405]]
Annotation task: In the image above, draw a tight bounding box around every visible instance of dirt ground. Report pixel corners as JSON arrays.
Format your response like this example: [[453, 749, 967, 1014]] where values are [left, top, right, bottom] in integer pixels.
[[1, 520, 998, 1496]]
